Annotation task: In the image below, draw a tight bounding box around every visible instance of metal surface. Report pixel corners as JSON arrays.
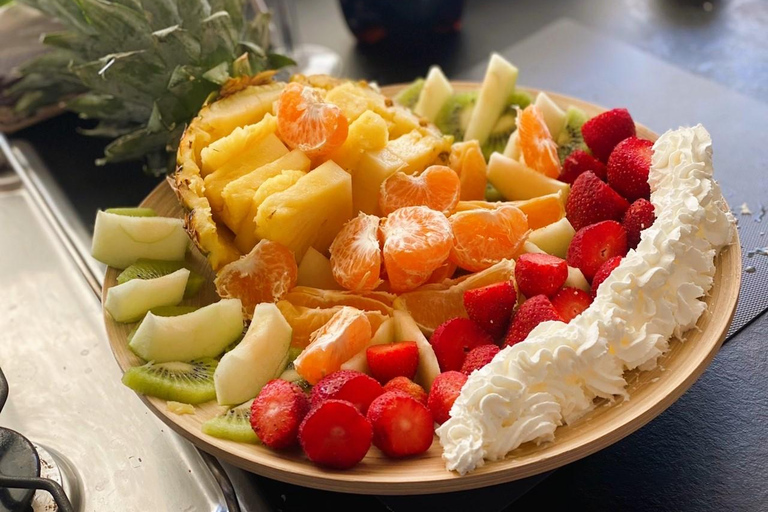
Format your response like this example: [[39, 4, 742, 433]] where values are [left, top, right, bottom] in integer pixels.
[[0, 135, 238, 511]]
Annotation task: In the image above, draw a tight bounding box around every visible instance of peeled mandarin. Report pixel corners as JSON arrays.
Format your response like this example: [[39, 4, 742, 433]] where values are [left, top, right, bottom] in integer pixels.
[[329, 213, 382, 292], [450, 205, 530, 272], [378, 165, 461, 216]]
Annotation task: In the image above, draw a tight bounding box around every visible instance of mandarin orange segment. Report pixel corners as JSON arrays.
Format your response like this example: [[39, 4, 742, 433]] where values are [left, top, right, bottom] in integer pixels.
[[214, 239, 298, 318], [276, 82, 349, 161], [293, 306, 372, 384], [276, 301, 388, 349], [427, 260, 458, 284], [455, 192, 565, 231], [448, 140, 487, 201], [380, 206, 453, 293], [329, 213, 382, 292], [450, 205, 530, 272], [517, 105, 561, 179], [378, 165, 461, 216], [283, 286, 395, 314], [393, 259, 517, 335]]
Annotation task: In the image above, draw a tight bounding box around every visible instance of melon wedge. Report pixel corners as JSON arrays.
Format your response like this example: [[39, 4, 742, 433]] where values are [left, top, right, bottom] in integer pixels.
[[393, 310, 440, 391], [105, 269, 189, 323], [413, 66, 454, 122], [487, 153, 570, 201], [464, 54, 519, 145]]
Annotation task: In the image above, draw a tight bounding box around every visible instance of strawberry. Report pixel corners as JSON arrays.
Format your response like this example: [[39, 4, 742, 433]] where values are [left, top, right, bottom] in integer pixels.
[[383, 376, 428, 405], [427, 371, 468, 425], [504, 295, 563, 346], [581, 108, 636, 162], [310, 370, 384, 414], [566, 220, 628, 281], [559, 149, 607, 184], [463, 281, 517, 338], [515, 253, 568, 298], [550, 287, 593, 322], [607, 137, 654, 201], [298, 399, 372, 469], [366, 342, 419, 384], [565, 171, 630, 231], [461, 344, 501, 375], [367, 392, 434, 458], [430, 318, 495, 372], [623, 198, 656, 249], [591, 255, 623, 297], [250, 380, 310, 450]]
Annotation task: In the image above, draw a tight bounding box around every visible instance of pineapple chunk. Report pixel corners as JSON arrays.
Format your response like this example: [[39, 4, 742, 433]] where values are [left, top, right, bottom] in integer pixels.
[[387, 130, 452, 175], [254, 161, 353, 261], [329, 111, 389, 170], [221, 150, 311, 232], [204, 132, 289, 222], [297, 247, 342, 290], [352, 147, 407, 215], [325, 82, 387, 123], [234, 170, 307, 253], [201, 114, 278, 176]]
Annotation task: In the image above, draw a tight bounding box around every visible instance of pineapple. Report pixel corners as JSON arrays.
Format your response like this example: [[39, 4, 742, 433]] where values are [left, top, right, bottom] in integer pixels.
[[201, 112, 280, 176], [234, 169, 308, 253], [221, 150, 311, 232], [254, 160, 353, 261], [387, 130, 453, 174], [329, 111, 389, 170]]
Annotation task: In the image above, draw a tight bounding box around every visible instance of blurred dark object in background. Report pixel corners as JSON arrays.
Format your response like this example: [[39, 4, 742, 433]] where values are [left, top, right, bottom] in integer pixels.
[[339, 0, 464, 45]]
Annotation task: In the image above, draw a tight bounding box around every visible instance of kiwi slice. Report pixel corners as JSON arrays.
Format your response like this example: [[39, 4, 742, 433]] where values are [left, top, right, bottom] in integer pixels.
[[127, 305, 199, 344], [105, 207, 157, 217], [121, 358, 218, 404], [202, 399, 260, 444], [556, 106, 589, 162], [481, 89, 535, 160], [394, 78, 425, 109], [279, 363, 311, 392], [117, 259, 204, 299], [435, 91, 478, 141]]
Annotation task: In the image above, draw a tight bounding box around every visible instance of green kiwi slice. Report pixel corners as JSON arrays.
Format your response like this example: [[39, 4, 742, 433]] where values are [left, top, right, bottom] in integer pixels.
[[435, 91, 478, 141], [556, 106, 589, 162], [481, 89, 534, 160], [127, 305, 199, 344], [202, 399, 260, 444], [121, 358, 218, 404], [394, 78, 425, 109], [117, 259, 204, 299], [105, 207, 157, 217], [279, 363, 311, 392]]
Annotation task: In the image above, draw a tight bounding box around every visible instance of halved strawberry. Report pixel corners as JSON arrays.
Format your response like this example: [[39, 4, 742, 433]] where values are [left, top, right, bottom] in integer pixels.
[[515, 253, 568, 298], [430, 318, 495, 372], [550, 287, 593, 322], [310, 370, 384, 414], [560, 149, 607, 184], [623, 198, 656, 249], [463, 281, 517, 338], [367, 392, 434, 458], [427, 371, 468, 425], [504, 295, 563, 347], [298, 399, 372, 469], [461, 344, 501, 375], [607, 137, 653, 201], [384, 376, 428, 405], [250, 379, 310, 450], [566, 171, 630, 231], [566, 220, 628, 281], [581, 108, 636, 162], [590, 255, 623, 297], [366, 342, 419, 384]]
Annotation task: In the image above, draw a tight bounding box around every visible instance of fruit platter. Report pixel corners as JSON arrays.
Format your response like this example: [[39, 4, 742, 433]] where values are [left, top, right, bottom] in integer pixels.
[[98, 54, 740, 494]]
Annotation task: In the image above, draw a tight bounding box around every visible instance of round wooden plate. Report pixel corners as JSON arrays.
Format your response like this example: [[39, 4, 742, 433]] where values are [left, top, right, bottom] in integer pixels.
[[103, 84, 741, 495]]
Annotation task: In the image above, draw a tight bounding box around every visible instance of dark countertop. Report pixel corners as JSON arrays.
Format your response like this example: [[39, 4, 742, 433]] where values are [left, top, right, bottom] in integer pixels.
[[9, 1, 768, 510]]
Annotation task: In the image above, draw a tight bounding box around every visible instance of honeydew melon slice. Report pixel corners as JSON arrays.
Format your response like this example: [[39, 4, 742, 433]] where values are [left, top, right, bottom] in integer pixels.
[[464, 54, 519, 145], [92, 210, 188, 269], [533, 92, 566, 139], [129, 298, 244, 363], [565, 266, 590, 292], [297, 247, 341, 290], [341, 317, 395, 374], [487, 153, 570, 201], [105, 269, 189, 323], [214, 303, 292, 405], [527, 217, 576, 259], [413, 66, 454, 123], [393, 310, 440, 391]]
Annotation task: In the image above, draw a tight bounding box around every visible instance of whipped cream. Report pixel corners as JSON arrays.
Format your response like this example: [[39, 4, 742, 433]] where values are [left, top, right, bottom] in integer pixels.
[[437, 125, 736, 475]]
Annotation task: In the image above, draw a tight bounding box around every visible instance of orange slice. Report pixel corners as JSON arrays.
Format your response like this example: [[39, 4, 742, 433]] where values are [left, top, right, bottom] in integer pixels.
[[393, 259, 517, 335], [380, 206, 453, 293], [214, 239, 298, 318], [448, 140, 487, 200], [517, 105, 561, 179], [276, 301, 387, 349], [378, 165, 461, 216], [276, 82, 348, 161], [283, 286, 394, 314], [294, 306, 372, 384], [449, 205, 530, 272], [329, 213, 382, 292]]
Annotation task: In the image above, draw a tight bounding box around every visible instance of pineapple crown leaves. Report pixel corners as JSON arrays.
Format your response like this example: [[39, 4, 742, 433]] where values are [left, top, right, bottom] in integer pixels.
[[7, 0, 295, 175]]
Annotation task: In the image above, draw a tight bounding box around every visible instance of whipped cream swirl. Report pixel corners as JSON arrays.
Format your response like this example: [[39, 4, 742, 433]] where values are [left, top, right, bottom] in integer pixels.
[[437, 125, 736, 475]]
